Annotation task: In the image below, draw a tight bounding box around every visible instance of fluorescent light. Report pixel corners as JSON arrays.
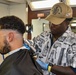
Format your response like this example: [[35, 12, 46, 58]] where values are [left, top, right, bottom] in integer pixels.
[[29, 0, 59, 11], [71, 23, 76, 26], [72, 20, 76, 22], [66, 0, 76, 6], [69, 0, 76, 5]]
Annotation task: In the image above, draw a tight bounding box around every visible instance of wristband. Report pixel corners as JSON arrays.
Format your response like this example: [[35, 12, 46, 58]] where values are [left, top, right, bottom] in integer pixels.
[[48, 63, 53, 72], [48, 66, 52, 72]]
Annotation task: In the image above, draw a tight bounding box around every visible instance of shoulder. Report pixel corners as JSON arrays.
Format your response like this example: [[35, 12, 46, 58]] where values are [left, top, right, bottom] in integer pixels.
[[33, 31, 51, 42]]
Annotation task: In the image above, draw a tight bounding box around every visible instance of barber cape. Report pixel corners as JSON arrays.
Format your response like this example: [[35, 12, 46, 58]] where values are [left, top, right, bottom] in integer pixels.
[[0, 48, 43, 75], [33, 26, 76, 75]]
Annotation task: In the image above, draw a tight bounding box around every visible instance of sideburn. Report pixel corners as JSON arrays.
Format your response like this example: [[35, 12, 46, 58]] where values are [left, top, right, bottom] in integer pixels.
[[2, 39, 11, 54]]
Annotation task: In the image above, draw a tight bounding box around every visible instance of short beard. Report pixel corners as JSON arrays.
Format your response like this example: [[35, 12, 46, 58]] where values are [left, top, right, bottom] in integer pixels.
[[0, 39, 11, 55]]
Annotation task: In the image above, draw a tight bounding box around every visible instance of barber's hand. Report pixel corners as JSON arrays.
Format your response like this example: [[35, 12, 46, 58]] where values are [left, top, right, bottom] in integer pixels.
[[36, 59, 48, 70]]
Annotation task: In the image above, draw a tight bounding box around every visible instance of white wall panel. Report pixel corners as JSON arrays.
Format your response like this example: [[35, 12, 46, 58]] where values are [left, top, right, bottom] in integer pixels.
[[0, 4, 9, 17], [9, 4, 27, 24]]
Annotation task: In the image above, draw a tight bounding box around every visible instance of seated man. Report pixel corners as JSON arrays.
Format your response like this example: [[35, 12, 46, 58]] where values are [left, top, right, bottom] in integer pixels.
[[0, 15, 43, 75]]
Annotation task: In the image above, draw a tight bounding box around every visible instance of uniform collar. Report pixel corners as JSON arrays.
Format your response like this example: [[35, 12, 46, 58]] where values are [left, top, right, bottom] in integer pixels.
[[62, 26, 72, 37]]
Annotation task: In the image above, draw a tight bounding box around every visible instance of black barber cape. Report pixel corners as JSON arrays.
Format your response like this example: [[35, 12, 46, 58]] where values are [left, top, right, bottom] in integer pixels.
[[0, 49, 43, 75]]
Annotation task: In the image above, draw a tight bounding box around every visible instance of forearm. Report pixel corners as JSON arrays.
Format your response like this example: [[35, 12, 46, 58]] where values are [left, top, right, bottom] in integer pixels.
[[36, 59, 76, 75], [51, 65, 76, 75]]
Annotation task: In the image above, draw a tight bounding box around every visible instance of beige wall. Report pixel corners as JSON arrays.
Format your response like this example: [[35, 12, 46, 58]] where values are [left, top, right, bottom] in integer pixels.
[[0, 3, 28, 64]]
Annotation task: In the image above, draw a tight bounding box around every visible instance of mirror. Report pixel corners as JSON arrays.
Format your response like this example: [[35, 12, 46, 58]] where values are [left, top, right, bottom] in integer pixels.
[[43, 23, 50, 31], [31, 18, 76, 39], [32, 19, 49, 39]]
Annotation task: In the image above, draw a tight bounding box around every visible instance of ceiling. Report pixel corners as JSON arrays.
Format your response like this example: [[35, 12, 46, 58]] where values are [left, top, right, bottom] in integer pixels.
[[0, 0, 41, 4], [0, 0, 76, 11], [0, 0, 60, 11]]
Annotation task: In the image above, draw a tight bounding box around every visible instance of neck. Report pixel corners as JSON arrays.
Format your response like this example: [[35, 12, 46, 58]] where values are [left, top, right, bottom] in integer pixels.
[[10, 40, 23, 51], [53, 33, 63, 41]]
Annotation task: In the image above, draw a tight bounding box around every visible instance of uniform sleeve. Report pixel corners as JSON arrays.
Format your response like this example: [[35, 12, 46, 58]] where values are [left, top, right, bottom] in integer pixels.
[[68, 44, 76, 68]]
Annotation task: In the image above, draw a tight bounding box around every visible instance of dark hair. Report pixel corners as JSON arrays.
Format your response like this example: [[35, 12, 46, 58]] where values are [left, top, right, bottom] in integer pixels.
[[0, 15, 26, 34]]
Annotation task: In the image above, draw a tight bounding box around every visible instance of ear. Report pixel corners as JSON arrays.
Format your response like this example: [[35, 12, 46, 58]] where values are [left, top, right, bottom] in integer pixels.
[[6, 32, 14, 42]]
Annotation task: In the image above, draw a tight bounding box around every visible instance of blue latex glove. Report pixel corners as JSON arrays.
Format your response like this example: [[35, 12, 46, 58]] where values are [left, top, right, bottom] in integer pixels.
[[36, 59, 48, 70], [23, 43, 30, 50]]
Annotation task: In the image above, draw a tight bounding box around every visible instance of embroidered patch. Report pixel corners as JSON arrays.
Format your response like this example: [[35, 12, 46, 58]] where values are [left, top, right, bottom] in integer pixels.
[[52, 5, 62, 15]]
